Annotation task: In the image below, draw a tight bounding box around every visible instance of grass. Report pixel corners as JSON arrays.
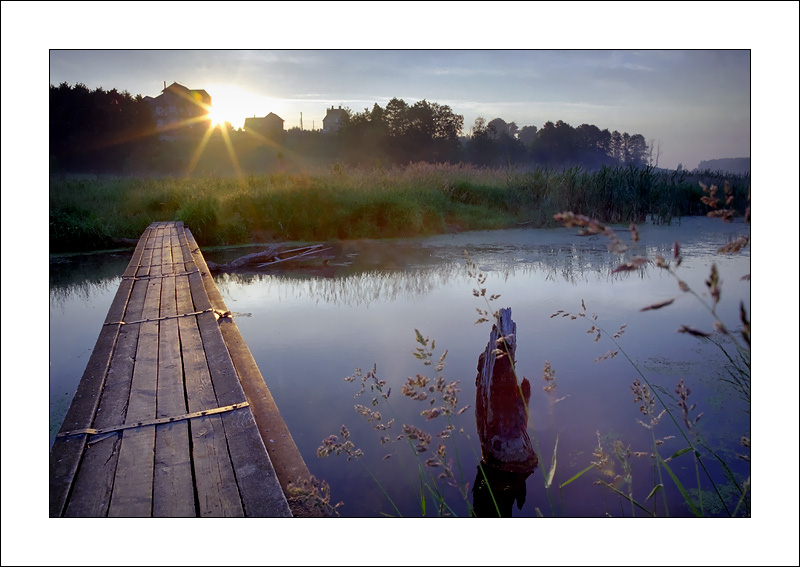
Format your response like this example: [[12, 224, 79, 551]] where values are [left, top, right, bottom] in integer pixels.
[[50, 162, 751, 517], [49, 163, 750, 253], [297, 180, 750, 518]]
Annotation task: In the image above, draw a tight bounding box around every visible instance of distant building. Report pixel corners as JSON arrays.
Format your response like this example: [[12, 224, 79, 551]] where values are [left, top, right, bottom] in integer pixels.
[[244, 112, 285, 140], [146, 81, 212, 140], [323, 105, 347, 132]]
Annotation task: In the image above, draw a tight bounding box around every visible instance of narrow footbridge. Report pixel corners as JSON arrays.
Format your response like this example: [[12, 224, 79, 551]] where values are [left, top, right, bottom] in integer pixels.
[[50, 221, 314, 517]]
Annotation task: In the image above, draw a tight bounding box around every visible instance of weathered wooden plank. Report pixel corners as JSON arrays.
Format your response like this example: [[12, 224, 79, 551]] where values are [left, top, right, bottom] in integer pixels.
[[64, 252, 152, 517], [184, 228, 317, 515], [107, 226, 164, 517], [54, 221, 297, 517], [153, 226, 195, 517], [175, 227, 243, 517], [184, 229, 291, 517], [50, 225, 153, 517]]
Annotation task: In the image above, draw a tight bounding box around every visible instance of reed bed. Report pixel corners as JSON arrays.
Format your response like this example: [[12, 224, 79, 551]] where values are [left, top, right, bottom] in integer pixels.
[[303, 193, 750, 517], [49, 163, 750, 253]]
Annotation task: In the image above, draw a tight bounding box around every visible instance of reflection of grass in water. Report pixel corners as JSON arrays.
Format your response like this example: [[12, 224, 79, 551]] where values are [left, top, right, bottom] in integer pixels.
[[268, 211, 750, 517], [214, 265, 464, 307], [551, 196, 750, 518]]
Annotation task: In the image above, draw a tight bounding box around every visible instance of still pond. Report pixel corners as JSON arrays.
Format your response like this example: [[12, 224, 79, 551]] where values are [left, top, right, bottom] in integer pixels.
[[50, 216, 751, 517]]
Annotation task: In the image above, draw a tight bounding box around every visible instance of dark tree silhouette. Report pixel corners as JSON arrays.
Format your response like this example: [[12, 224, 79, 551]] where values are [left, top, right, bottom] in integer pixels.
[[50, 82, 651, 174]]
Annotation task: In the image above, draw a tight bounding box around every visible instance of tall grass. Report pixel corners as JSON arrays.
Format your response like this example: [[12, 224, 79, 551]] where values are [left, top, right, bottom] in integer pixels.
[[546, 185, 750, 517], [295, 180, 750, 518], [49, 163, 750, 252]]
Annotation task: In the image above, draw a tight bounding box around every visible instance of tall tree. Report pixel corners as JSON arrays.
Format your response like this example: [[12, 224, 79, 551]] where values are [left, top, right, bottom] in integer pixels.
[[626, 134, 648, 167], [609, 130, 623, 163], [621, 132, 632, 164], [384, 98, 410, 138], [467, 116, 496, 165], [517, 125, 538, 147], [487, 118, 508, 140]]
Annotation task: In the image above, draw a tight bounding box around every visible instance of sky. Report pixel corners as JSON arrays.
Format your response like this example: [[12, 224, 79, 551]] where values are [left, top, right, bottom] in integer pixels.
[[2, 3, 800, 566], [47, 48, 750, 170]]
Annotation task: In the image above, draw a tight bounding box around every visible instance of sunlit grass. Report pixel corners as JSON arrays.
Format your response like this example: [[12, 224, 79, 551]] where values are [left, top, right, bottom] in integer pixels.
[[49, 163, 750, 253]]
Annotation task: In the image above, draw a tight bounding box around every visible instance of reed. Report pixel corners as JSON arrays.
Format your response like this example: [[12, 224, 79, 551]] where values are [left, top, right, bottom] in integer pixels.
[[550, 183, 750, 517], [307, 336, 480, 517], [49, 164, 750, 253], [301, 178, 749, 517]]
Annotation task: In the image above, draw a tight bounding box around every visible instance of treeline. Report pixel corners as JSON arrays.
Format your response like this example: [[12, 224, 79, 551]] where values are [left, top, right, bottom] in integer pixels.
[[49, 82, 155, 173], [462, 117, 649, 169], [697, 157, 750, 175], [50, 83, 655, 174], [318, 99, 652, 169]]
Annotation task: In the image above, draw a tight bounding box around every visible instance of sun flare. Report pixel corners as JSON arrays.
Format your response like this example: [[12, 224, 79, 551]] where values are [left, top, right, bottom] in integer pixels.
[[204, 83, 280, 131], [207, 105, 230, 129]]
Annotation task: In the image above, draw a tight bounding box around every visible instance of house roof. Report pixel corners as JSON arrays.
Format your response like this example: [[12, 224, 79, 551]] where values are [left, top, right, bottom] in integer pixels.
[[153, 82, 211, 105], [325, 106, 346, 118], [245, 113, 284, 127]]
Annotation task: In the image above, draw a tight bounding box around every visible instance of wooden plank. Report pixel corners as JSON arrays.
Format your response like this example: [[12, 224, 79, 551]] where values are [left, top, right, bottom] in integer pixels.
[[184, 228, 317, 515], [107, 225, 164, 517], [175, 226, 243, 517], [183, 229, 291, 517], [53, 221, 295, 517], [153, 226, 195, 517], [63, 244, 152, 517], [50, 225, 152, 517]]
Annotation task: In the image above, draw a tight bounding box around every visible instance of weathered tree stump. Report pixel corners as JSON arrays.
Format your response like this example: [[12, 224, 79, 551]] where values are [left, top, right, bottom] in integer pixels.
[[475, 307, 538, 473]]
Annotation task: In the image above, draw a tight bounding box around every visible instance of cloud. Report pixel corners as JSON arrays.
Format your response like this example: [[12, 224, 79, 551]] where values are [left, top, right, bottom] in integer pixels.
[[426, 66, 512, 78]]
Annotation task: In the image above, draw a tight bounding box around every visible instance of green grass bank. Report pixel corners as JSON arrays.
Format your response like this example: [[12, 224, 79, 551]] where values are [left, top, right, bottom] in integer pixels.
[[49, 162, 750, 253]]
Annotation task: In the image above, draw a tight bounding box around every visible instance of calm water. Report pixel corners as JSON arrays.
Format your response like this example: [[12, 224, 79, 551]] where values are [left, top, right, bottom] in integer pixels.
[[49, 217, 751, 517]]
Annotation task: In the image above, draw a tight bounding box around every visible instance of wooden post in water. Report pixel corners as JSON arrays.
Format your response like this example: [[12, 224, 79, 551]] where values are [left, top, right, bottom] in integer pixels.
[[475, 308, 538, 473]]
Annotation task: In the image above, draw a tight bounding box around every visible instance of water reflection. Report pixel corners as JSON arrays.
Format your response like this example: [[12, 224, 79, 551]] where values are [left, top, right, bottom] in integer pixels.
[[49, 252, 129, 311], [49, 218, 751, 516], [472, 464, 534, 517], [208, 218, 750, 310], [215, 266, 464, 307], [49, 251, 128, 445], [212, 243, 673, 308]]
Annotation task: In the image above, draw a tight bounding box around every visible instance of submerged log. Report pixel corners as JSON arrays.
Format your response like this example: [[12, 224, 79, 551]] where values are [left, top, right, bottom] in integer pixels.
[[206, 244, 330, 273], [475, 307, 538, 473]]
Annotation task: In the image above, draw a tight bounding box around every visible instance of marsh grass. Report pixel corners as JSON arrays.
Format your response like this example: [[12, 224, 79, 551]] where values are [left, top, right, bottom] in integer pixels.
[[312, 334, 480, 517], [303, 177, 749, 517], [549, 181, 750, 516], [49, 164, 749, 253]]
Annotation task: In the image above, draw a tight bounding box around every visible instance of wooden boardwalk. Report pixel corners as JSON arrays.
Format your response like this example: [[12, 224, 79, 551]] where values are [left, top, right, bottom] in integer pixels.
[[50, 221, 313, 517]]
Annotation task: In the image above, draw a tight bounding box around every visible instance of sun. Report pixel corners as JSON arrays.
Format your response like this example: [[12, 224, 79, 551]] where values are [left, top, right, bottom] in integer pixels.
[[204, 83, 276, 131], [207, 105, 231, 129]]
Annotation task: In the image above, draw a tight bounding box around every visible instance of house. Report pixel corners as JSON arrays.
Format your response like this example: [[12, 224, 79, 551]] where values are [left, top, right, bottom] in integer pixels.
[[323, 105, 347, 132], [146, 81, 212, 140], [244, 112, 285, 140]]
